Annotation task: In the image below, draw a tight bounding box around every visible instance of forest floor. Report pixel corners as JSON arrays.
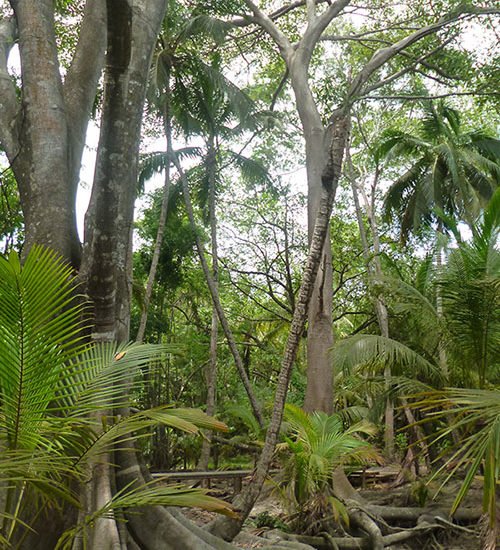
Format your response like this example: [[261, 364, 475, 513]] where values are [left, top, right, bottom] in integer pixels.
[[181, 475, 494, 549]]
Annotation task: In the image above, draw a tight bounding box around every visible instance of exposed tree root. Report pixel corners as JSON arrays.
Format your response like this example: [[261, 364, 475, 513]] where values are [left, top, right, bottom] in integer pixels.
[[115, 443, 236, 550], [366, 504, 482, 523], [267, 520, 460, 549]]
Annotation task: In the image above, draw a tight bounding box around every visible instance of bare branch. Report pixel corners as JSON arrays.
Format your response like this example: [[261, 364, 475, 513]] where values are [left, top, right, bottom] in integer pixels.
[[347, 6, 500, 102], [363, 34, 456, 95], [360, 91, 500, 102], [301, 0, 351, 58], [241, 0, 292, 56]]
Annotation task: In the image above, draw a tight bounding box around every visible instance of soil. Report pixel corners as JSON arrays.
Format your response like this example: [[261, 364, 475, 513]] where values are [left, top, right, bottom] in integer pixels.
[[180, 475, 496, 549]]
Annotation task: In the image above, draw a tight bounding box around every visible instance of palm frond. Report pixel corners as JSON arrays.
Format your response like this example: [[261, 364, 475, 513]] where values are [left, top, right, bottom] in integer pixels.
[[413, 387, 500, 527], [139, 148, 203, 192], [0, 247, 87, 450], [176, 15, 234, 45], [225, 151, 271, 186], [333, 334, 442, 383]]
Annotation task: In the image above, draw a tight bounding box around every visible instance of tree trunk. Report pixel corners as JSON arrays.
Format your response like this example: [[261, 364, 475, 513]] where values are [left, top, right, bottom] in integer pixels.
[[289, 57, 335, 415], [172, 150, 265, 430], [348, 155, 394, 457], [79, 2, 169, 548], [207, 111, 350, 542], [136, 104, 173, 343], [198, 138, 219, 470], [1, 0, 105, 267]]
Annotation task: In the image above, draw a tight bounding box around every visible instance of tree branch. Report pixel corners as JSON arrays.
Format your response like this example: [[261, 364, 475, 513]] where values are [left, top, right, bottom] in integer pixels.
[[362, 34, 456, 95], [242, 0, 292, 56], [0, 15, 20, 160], [63, 0, 106, 194], [360, 90, 500, 102], [347, 6, 500, 102], [301, 0, 351, 60]]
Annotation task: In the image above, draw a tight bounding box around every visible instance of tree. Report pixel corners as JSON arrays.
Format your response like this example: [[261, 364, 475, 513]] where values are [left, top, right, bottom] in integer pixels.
[[227, 0, 499, 416], [378, 100, 500, 241], [1, 0, 499, 547], [274, 404, 380, 536]]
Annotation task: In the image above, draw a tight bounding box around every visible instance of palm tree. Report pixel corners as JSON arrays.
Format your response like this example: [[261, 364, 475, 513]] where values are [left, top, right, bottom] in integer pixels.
[[139, 13, 271, 444], [377, 100, 500, 242], [0, 246, 233, 548], [333, 190, 500, 542], [273, 404, 380, 535]]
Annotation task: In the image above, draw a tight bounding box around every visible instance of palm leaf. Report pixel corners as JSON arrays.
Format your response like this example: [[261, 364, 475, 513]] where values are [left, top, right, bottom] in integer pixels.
[[0, 246, 87, 450], [413, 388, 500, 527], [176, 15, 234, 46], [225, 150, 271, 186], [333, 334, 442, 383]]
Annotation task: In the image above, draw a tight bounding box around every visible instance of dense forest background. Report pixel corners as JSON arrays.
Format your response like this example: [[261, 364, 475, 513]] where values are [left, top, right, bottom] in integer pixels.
[[0, 1, 499, 549]]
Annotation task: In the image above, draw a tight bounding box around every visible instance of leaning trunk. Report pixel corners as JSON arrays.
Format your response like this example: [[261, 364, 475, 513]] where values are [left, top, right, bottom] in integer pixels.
[[136, 101, 173, 343], [172, 151, 265, 429], [349, 157, 394, 457], [198, 138, 219, 470], [207, 111, 350, 541]]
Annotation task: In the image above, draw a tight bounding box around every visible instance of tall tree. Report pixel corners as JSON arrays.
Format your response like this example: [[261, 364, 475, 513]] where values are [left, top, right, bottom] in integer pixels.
[[0, 0, 105, 266], [230, 0, 499, 415]]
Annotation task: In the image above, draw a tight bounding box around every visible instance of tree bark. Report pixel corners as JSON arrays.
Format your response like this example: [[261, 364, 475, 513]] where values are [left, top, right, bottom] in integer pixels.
[[0, 0, 105, 267], [82, 0, 166, 342], [79, 2, 168, 548], [207, 110, 350, 542], [289, 50, 334, 415]]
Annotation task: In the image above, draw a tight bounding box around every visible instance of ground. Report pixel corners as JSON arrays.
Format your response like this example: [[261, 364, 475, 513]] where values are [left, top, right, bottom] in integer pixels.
[[180, 475, 496, 549]]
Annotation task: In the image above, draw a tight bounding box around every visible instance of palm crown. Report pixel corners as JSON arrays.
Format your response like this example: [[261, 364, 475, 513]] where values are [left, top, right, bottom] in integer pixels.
[[377, 100, 500, 241]]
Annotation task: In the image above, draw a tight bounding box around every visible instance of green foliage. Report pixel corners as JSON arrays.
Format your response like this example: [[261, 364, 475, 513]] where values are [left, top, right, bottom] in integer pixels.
[[0, 246, 232, 545], [377, 100, 500, 241], [273, 405, 380, 533], [414, 387, 500, 529], [253, 511, 289, 531], [0, 167, 23, 253]]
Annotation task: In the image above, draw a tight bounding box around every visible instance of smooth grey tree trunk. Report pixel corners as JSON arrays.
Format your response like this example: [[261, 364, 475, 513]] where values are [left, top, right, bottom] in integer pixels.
[[0, 0, 105, 268]]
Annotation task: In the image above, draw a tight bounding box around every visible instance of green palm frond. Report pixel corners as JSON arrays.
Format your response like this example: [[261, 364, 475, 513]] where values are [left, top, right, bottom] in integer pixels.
[[0, 246, 87, 450], [0, 246, 232, 543], [225, 151, 271, 186], [176, 15, 234, 45], [277, 405, 380, 512], [383, 159, 427, 219], [333, 334, 442, 383], [413, 387, 500, 527], [138, 148, 202, 192], [378, 100, 500, 239], [375, 130, 428, 163]]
